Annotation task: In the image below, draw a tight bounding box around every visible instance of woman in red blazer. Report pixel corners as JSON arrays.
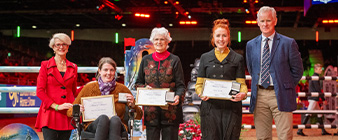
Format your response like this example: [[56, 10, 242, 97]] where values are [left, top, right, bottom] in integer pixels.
[[35, 33, 78, 140]]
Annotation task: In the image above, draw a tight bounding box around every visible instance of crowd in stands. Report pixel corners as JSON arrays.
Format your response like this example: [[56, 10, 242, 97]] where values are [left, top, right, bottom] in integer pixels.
[[0, 36, 94, 86], [0, 38, 41, 85]]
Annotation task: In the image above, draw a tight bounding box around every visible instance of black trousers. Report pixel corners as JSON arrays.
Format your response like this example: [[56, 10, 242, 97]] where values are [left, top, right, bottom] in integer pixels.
[[85, 115, 123, 140], [146, 125, 179, 140], [42, 127, 72, 140]]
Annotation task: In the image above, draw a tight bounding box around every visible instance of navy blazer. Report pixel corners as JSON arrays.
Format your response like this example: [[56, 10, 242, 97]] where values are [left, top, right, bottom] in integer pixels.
[[246, 32, 303, 112]]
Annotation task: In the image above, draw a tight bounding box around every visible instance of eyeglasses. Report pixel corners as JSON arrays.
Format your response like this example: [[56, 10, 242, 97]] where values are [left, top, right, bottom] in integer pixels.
[[54, 43, 69, 48]]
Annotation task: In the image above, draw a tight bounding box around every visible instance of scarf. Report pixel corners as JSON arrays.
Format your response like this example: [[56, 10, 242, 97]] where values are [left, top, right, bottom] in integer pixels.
[[98, 76, 116, 95], [152, 50, 170, 61], [152, 51, 170, 70]]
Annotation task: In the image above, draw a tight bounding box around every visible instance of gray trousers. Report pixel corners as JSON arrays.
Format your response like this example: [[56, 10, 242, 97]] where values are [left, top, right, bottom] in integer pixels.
[[86, 115, 123, 140]]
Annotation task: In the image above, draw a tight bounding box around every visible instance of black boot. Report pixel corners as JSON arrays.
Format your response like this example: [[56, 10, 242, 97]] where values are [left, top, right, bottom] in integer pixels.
[[318, 117, 331, 135], [297, 129, 307, 136], [297, 116, 310, 136], [334, 132, 338, 136]]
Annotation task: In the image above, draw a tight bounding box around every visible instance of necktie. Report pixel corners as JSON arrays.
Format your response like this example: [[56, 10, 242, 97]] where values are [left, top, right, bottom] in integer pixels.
[[261, 38, 271, 88]]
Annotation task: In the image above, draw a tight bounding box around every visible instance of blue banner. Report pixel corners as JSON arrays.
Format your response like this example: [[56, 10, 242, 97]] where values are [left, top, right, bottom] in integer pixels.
[[312, 0, 338, 4], [0, 84, 41, 107]]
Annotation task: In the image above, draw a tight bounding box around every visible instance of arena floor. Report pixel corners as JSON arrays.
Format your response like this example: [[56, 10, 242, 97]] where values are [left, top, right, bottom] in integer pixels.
[[1, 115, 337, 140], [241, 129, 338, 140]]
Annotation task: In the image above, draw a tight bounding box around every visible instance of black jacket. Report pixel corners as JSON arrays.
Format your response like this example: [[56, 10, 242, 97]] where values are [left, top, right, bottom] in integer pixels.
[[198, 48, 245, 80]]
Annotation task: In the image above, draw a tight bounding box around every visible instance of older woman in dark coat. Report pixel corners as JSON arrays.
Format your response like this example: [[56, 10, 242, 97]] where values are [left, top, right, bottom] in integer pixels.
[[135, 27, 185, 140]]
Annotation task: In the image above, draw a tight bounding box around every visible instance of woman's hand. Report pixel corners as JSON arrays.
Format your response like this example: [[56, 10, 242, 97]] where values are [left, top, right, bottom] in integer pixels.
[[145, 85, 152, 89], [126, 94, 135, 108], [57, 103, 73, 111], [168, 95, 180, 106], [198, 94, 209, 101], [79, 104, 85, 112], [230, 92, 246, 102]]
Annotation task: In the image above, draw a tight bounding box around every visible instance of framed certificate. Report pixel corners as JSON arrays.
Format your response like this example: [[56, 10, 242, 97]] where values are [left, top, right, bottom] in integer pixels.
[[81, 95, 116, 122], [201, 78, 239, 100], [136, 88, 170, 106]]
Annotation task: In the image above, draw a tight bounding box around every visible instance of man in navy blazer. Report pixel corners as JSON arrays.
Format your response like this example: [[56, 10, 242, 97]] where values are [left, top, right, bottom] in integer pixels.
[[246, 6, 303, 140]]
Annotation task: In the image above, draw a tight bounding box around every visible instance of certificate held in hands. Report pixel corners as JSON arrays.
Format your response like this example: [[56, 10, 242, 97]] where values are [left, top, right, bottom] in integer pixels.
[[201, 78, 241, 100], [136, 88, 170, 106], [81, 95, 116, 122]]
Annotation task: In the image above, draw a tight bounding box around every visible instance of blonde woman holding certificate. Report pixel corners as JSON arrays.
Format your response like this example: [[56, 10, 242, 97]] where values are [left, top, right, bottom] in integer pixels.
[[195, 19, 248, 140]]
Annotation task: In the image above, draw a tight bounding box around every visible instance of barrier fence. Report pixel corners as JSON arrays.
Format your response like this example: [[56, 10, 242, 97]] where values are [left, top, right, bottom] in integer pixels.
[[242, 124, 337, 129], [0, 66, 337, 130]]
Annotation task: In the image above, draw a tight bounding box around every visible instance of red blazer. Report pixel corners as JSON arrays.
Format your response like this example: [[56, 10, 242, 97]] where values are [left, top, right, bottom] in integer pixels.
[[35, 57, 78, 131]]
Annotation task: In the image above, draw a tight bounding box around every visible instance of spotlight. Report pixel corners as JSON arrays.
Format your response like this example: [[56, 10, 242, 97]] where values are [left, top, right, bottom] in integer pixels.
[[135, 13, 150, 18], [179, 21, 197, 25]]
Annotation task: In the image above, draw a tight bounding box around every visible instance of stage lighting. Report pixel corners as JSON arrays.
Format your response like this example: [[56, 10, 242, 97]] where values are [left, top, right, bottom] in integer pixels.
[[17, 26, 20, 38], [179, 21, 197, 25], [245, 20, 257, 24], [135, 13, 150, 18], [115, 33, 119, 44], [71, 30, 74, 41], [322, 19, 338, 24]]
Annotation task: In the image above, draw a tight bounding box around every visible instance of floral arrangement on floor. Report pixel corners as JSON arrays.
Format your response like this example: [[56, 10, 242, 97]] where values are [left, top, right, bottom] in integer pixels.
[[178, 119, 201, 140], [178, 113, 248, 140]]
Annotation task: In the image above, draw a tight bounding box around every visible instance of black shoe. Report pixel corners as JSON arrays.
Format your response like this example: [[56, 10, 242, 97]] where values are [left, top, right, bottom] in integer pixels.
[[322, 130, 331, 135], [334, 133, 338, 136], [297, 131, 307, 136]]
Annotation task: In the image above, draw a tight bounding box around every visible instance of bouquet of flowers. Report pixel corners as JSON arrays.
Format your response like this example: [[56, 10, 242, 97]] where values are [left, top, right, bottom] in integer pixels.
[[178, 119, 201, 140]]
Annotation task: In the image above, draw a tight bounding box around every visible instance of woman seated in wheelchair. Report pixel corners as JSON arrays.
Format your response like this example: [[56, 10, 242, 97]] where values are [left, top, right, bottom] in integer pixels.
[[67, 57, 143, 140]]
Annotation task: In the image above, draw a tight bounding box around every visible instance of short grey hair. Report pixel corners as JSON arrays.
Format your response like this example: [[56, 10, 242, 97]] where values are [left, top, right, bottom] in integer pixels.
[[257, 6, 277, 20], [149, 27, 172, 43], [49, 33, 71, 48]]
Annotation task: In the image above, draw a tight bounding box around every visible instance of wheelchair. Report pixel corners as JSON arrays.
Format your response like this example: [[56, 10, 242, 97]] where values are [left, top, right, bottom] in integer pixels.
[[72, 105, 136, 140]]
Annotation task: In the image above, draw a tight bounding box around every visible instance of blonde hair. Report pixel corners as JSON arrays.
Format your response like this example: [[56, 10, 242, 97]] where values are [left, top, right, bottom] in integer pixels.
[[211, 19, 230, 48], [49, 33, 71, 48]]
